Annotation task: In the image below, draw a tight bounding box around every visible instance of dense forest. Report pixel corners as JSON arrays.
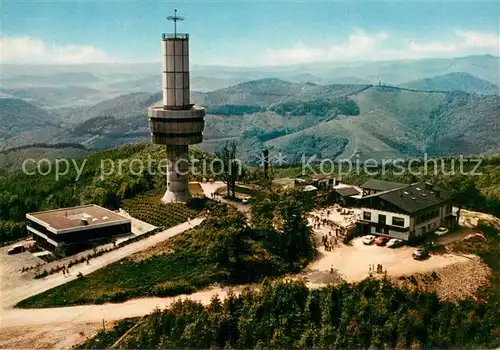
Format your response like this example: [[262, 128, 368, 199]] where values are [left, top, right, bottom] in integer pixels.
[[79, 275, 499, 349], [269, 96, 360, 117], [204, 104, 263, 116]]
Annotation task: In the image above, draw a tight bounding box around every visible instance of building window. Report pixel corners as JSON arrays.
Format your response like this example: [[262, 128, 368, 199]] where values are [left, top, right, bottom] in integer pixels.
[[379, 214, 386, 225], [363, 211, 371, 221], [416, 208, 440, 225], [392, 216, 405, 227]]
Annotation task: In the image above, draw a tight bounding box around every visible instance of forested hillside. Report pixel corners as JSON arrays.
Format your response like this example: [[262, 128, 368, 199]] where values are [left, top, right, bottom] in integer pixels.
[[1, 143, 499, 246], [425, 92, 500, 156], [0, 98, 59, 140], [0, 144, 90, 176], [1, 75, 499, 161]]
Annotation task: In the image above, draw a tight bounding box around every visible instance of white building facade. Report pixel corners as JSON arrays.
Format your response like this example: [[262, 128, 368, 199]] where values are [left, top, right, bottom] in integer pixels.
[[357, 182, 455, 241]]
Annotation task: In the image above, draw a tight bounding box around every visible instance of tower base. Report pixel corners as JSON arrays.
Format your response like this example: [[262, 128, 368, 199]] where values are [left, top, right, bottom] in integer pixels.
[[161, 190, 190, 204], [161, 144, 190, 204]]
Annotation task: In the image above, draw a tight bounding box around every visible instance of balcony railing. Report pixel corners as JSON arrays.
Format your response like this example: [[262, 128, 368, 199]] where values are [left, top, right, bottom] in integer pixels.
[[162, 33, 189, 40]]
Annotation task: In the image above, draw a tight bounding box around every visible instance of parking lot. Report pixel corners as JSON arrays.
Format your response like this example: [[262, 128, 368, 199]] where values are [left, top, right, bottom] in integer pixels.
[[302, 235, 473, 287], [0, 240, 45, 291]]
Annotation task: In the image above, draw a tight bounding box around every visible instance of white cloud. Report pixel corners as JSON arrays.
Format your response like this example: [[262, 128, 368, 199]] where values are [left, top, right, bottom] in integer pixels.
[[263, 30, 500, 65], [0, 36, 113, 64], [54, 45, 110, 64], [264, 30, 388, 65], [408, 31, 500, 55], [2, 30, 498, 66]]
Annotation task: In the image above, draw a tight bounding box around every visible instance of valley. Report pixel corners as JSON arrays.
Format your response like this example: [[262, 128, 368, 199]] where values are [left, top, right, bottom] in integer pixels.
[[1, 61, 499, 165]]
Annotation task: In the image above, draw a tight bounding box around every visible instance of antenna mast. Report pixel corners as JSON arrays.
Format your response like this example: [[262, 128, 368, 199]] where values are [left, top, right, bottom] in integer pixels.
[[167, 9, 184, 37]]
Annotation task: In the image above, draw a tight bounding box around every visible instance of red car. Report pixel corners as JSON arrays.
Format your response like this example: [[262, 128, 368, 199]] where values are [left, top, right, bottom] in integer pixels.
[[375, 236, 390, 246], [467, 232, 485, 240]]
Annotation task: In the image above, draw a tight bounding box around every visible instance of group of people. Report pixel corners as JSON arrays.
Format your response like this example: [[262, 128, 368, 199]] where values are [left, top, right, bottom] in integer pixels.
[[62, 265, 71, 276], [311, 215, 345, 235], [312, 210, 343, 237], [321, 234, 338, 251], [61, 257, 90, 277], [368, 264, 386, 275]]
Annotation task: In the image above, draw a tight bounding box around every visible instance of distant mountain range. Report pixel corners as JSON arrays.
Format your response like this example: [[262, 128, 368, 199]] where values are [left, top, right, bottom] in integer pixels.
[[3, 54, 499, 92], [399, 72, 499, 94], [1, 54, 499, 163]]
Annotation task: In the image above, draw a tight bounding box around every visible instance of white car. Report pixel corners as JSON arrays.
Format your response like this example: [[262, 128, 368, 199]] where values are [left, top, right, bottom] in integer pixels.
[[386, 238, 404, 248], [362, 235, 376, 245], [435, 227, 449, 236]]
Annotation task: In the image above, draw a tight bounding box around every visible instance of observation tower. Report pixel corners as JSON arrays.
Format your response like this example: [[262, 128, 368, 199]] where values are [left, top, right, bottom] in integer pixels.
[[148, 10, 205, 203]]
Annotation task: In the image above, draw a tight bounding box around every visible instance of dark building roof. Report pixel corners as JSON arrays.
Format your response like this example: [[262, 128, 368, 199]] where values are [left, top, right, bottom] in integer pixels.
[[378, 182, 452, 214], [335, 187, 360, 197], [361, 179, 407, 192], [310, 174, 336, 180]]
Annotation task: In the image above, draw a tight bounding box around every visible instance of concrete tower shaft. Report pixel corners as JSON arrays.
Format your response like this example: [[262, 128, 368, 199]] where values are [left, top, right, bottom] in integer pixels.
[[148, 26, 205, 203]]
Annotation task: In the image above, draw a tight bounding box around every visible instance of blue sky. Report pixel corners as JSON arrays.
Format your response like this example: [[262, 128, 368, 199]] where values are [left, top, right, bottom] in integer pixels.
[[2, 0, 499, 66]]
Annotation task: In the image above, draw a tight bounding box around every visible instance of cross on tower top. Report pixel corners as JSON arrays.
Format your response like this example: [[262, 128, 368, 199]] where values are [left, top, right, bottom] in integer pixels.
[[167, 9, 184, 36]]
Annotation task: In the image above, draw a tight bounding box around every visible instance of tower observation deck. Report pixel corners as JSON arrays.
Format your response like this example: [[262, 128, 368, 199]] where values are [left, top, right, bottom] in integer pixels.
[[148, 10, 205, 203]]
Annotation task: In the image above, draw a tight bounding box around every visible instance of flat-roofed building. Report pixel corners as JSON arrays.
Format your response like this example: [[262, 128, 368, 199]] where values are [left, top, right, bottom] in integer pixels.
[[26, 205, 131, 255]]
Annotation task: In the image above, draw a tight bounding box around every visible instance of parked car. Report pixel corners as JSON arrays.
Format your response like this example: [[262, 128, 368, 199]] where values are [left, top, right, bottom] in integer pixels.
[[435, 227, 449, 236], [375, 236, 390, 246], [386, 238, 404, 248], [362, 235, 376, 245], [466, 232, 485, 240], [413, 248, 429, 260], [7, 245, 25, 255]]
